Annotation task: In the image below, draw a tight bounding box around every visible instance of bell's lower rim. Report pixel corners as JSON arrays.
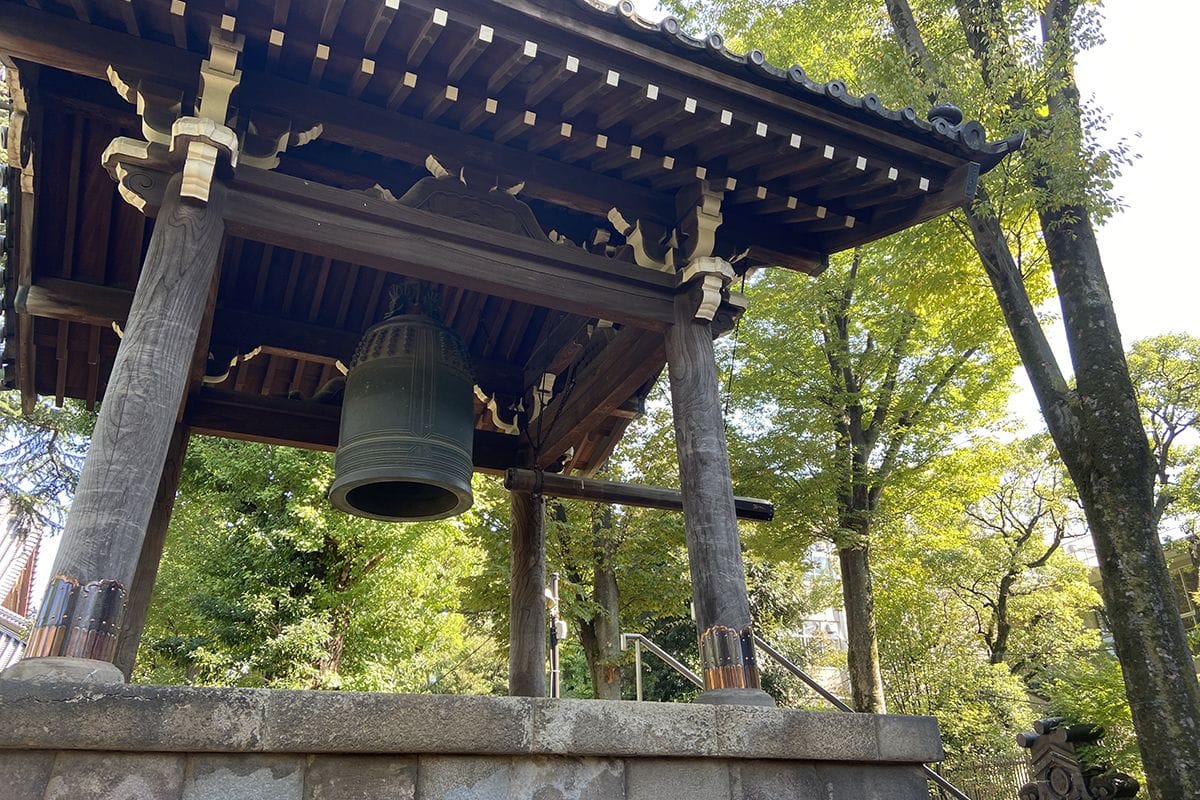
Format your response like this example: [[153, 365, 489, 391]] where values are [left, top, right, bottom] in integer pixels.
[[329, 472, 473, 523]]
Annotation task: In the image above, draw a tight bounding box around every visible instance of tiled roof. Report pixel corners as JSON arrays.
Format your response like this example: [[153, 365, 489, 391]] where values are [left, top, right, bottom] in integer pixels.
[[571, 0, 1023, 170]]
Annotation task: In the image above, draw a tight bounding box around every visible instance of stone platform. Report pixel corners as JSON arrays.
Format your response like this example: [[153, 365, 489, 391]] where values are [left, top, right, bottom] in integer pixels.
[[0, 681, 941, 799]]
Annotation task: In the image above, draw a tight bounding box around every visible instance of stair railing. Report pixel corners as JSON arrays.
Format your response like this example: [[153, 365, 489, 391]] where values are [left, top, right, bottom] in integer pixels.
[[619, 630, 974, 800]]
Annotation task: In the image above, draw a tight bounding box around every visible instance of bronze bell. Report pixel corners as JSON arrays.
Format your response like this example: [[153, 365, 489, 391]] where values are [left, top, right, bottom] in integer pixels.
[[330, 292, 474, 522]]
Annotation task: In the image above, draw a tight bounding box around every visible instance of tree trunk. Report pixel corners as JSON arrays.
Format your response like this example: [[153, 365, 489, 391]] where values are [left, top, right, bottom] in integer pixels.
[[989, 573, 1015, 666], [838, 533, 887, 714], [578, 507, 622, 700], [1043, 203, 1200, 798]]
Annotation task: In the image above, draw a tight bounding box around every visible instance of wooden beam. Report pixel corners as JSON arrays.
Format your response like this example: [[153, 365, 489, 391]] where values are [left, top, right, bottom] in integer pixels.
[[504, 468, 774, 521], [530, 326, 665, 468], [221, 168, 677, 330], [17, 277, 526, 397], [184, 388, 522, 472]]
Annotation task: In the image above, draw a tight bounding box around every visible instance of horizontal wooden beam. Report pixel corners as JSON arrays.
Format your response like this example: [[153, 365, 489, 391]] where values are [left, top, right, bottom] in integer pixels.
[[222, 167, 677, 330], [185, 388, 522, 473], [504, 468, 774, 521], [0, 3, 672, 224], [15, 277, 523, 395], [529, 325, 665, 469]]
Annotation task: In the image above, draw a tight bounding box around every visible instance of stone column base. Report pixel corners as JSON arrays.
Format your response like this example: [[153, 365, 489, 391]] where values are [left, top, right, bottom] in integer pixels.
[[0, 657, 125, 684]]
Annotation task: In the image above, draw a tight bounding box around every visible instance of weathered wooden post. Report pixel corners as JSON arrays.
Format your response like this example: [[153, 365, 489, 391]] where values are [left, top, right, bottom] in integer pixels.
[[6, 176, 225, 682], [666, 258, 772, 706], [2, 27, 242, 682], [508, 486, 547, 696]]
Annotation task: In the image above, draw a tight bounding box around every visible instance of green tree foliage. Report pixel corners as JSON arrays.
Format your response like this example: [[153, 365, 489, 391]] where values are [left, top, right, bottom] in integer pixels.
[[137, 437, 501, 693], [0, 392, 93, 537], [727, 241, 1018, 711], [1126, 334, 1200, 529]]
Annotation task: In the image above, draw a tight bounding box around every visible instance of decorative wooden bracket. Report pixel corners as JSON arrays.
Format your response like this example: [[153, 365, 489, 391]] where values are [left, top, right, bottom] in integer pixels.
[[608, 180, 725, 272], [678, 256, 737, 322]]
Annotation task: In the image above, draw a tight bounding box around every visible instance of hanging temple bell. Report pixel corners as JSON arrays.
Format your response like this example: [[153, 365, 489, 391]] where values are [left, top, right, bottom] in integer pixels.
[[330, 284, 475, 522]]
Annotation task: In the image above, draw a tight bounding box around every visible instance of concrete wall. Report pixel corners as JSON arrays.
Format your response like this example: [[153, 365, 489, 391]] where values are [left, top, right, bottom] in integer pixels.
[[0, 681, 942, 800]]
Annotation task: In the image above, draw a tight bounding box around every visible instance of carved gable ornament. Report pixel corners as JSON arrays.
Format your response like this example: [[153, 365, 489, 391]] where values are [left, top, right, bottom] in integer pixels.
[[380, 159, 547, 241]]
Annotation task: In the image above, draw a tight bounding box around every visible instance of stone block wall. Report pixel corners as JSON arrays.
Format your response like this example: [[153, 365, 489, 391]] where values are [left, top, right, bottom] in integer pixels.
[[0, 681, 942, 799]]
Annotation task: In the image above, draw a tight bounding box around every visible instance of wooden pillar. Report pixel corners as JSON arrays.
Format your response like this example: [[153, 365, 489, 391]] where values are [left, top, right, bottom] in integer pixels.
[[114, 424, 191, 680], [665, 273, 772, 705], [508, 488, 546, 696], [14, 174, 224, 678]]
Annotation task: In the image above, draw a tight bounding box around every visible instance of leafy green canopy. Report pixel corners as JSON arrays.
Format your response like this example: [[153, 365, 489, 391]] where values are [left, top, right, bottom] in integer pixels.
[[138, 436, 502, 693]]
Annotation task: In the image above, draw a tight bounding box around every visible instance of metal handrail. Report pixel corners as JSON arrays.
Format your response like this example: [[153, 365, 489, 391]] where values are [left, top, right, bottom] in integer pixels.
[[619, 632, 703, 699], [752, 635, 972, 800], [620, 630, 973, 800]]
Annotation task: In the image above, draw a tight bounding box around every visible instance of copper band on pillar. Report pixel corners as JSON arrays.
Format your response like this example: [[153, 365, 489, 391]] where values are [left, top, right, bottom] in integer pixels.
[[62, 580, 127, 662], [698, 624, 761, 690], [25, 575, 80, 658]]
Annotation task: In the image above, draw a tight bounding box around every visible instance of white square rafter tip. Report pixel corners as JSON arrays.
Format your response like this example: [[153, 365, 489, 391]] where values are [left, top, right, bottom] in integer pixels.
[[433, 8, 448, 25], [524, 41, 538, 57], [480, 25, 494, 42], [596, 134, 608, 148], [647, 84, 660, 100], [560, 122, 573, 136], [485, 98, 499, 112], [606, 70, 621, 86], [919, 177, 930, 191], [269, 29, 284, 45], [790, 133, 802, 148], [684, 98, 698, 113], [404, 72, 418, 86], [170, 0, 185, 15], [755, 186, 767, 199], [720, 110, 733, 125], [566, 55, 580, 71], [221, 14, 235, 30], [845, 216, 856, 228], [316, 43, 330, 58], [888, 167, 899, 180], [816, 206, 827, 218], [662, 156, 675, 169], [446, 86, 459, 100], [823, 145, 835, 159], [523, 110, 537, 124], [695, 166, 708, 178], [855, 156, 867, 170], [787, 196, 797, 209], [756, 122, 768, 137], [725, 177, 737, 190], [629, 145, 642, 158]]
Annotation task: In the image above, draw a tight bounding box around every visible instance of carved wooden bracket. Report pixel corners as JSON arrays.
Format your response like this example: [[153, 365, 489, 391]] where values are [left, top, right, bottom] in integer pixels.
[[608, 180, 725, 273], [678, 256, 737, 323], [105, 22, 320, 205]]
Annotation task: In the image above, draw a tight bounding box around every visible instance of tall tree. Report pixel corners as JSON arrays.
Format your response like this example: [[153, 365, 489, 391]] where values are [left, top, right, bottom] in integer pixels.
[[730, 243, 1016, 712], [669, 2, 1200, 792]]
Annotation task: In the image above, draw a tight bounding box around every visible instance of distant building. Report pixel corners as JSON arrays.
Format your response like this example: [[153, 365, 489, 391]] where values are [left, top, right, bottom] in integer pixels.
[[1083, 535, 1199, 672], [0, 524, 42, 669]]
